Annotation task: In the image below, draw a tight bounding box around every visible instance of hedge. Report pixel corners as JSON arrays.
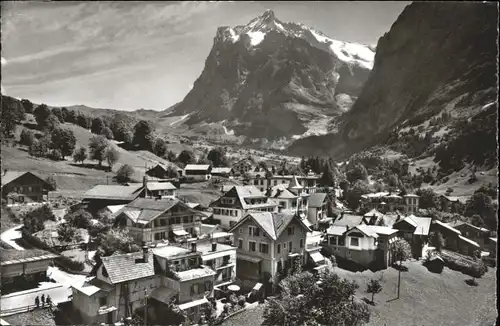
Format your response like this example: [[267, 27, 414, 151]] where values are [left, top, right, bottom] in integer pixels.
[[441, 252, 487, 277], [56, 255, 85, 272]]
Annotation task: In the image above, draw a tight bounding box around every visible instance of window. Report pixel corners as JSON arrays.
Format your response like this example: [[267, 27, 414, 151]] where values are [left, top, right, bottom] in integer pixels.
[[350, 237, 359, 247], [300, 239, 304, 248], [239, 228, 243, 234], [277, 261, 282, 272], [154, 233, 161, 240], [191, 284, 199, 295], [249, 241, 256, 252], [249, 226, 260, 237], [329, 236, 337, 245], [175, 216, 181, 224], [338, 236, 345, 246], [254, 180, 259, 185], [283, 242, 287, 249], [274, 180, 278, 186], [288, 241, 292, 251], [28, 186, 32, 192], [288, 227, 295, 235], [280, 201, 287, 208], [259, 243, 269, 254], [238, 239, 243, 249], [99, 296, 107, 306], [204, 281, 213, 292], [277, 244, 281, 254]]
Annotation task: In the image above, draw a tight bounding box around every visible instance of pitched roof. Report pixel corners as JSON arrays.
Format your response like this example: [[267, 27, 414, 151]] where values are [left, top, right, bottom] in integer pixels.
[[101, 251, 155, 284], [211, 167, 233, 174], [151, 245, 193, 259], [234, 186, 277, 209], [433, 220, 462, 235], [117, 198, 196, 223], [230, 212, 311, 240], [458, 235, 480, 248], [146, 182, 177, 191], [326, 225, 348, 236], [83, 184, 144, 201], [184, 164, 211, 171], [269, 185, 298, 199], [397, 215, 432, 235], [308, 193, 327, 208], [332, 214, 364, 228], [361, 225, 399, 236], [288, 176, 303, 189], [1, 171, 50, 188], [449, 221, 490, 233], [364, 209, 384, 218], [350, 225, 379, 238]]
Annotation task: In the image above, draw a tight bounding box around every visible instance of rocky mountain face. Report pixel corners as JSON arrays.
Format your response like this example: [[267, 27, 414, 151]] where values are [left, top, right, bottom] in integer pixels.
[[169, 10, 375, 140], [289, 2, 498, 159]]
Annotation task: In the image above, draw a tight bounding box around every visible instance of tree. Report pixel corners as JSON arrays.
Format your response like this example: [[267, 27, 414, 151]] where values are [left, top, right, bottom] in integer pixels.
[[23, 204, 56, 234], [393, 239, 412, 266], [132, 120, 155, 150], [345, 180, 372, 209], [207, 147, 229, 167], [51, 107, 65, 123], [33, 104, 52, 128], [166, 150, 177, 162], [109, 113, 132, 141], [105, 147, 120, 171], [319, 160, 338, 187], [65, 209, 92, 229], [101, 127, 114, 140], [73, 147, 87, 165], [89, 136, 109, 167], [65, 109, 76, 124], [57, 223, 79, 244], [346, 163, 369, 184], [50, 127, 76, 159], [471, 214, 485, 227], [91, 117, 105, 135], [45, 175, 57, 191], [416, 188, 438, 209], [21, 99, 34, 113], [43, 114, 60, 132], [76, 113, 91, 129], [366, 279, 382, 304], [122, 130, 133, 148], [177, 150, 197, 165], [116, 164, 135, 184], [1, 96, 25, 137], [153, 138, 167, 158], [465, 192, 497, 230], [20, 129, 36, 146], [98, 229, 141, 256], [430, 231, 445, 252], [263, 270, 370, 326], [166, 165, 179, 178]]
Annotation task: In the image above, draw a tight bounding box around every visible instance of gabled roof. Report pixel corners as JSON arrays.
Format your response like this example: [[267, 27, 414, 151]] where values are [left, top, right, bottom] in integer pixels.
[[332, 214, 364, 228], [288, 176, 303, 189], [83, 184, 144, 201], [458, 235, 480, 248], [326, 225, 348, 236], [394, 215, 432, 235], [349, 225, 379, 238], [364, 209, 384, 218], [101, 252, 155, 284], [117, 198, 197, 223], [232, 186, 277, 209], [269, 185, 298, 199], [146, 182, 177, 191], [1, 171, 51, 188], [449, 221, 490, 233], [228, 212, 311, 241], [309, 193, 327, 208], [184, 164, 211, 171]]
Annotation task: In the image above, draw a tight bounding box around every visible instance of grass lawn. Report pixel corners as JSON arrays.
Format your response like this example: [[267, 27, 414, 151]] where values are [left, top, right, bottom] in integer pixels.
[[222, 261, 497, 326], [2, 309, 56, 326], [61, 248, 92, 273]]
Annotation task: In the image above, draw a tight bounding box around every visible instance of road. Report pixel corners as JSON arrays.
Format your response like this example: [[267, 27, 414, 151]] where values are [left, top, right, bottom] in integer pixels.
[[0, 225, 24, 250]]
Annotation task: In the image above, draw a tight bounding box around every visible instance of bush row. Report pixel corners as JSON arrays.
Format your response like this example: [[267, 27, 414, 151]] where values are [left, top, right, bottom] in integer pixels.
[[441, 252, 487, 277]]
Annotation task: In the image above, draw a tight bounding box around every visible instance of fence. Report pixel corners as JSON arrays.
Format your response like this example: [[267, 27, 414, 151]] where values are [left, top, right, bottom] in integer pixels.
[[0, 302, 57, 317]]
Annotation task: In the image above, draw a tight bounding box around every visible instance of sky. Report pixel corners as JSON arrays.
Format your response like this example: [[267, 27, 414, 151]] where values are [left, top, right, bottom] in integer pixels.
[[1, 1, 409, 111]]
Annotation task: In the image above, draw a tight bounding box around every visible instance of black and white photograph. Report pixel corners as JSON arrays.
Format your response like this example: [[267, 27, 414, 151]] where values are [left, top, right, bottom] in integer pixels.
[[0, 1, 498, 325]]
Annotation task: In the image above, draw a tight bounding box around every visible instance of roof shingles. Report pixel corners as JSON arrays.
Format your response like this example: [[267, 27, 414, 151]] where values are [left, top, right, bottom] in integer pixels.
[[101, 252, 155, 284]]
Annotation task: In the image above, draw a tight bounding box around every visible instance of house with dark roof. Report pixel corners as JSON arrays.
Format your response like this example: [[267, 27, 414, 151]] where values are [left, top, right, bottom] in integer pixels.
[[228, 211, 311, 294], [114, 198, 204, 245], [249, 172, 320, 194], [268, 182, 309, 217], [143, 178, 178, 199], [182, 164, 212, 180], [393, 215, 432, 259], [210, 185, 278, 230], [211, 167, 234, 178], [231, 157, 256, 176], [360, 192, 420, 214], [146, 163, 181, 179], [71, 244, 215, 325], [324, 224, 400, 269], [1, 249, 58, 289], [82, 183, 145, 214], [1, 170, 53, 206], [438, 195, 463, 213], [447, 221, 493, 252]]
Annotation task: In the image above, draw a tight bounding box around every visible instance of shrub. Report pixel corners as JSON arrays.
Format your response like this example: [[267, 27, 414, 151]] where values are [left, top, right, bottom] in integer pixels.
[[116, 164, 134, 184], [56, 255, 85, 272], [238, 295, 246, 307]]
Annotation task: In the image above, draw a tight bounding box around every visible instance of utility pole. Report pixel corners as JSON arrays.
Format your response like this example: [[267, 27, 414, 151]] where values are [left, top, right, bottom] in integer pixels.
[[397, 266, 401, 299], [144, 288, 148, 326]]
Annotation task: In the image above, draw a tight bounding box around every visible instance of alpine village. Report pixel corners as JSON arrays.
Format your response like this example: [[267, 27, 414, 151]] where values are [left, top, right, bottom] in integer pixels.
[[0, 2, 498, 326]]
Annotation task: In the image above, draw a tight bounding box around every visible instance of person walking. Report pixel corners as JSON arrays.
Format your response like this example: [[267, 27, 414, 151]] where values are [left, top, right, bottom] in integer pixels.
[[35, 296, 40, 309], [46, 295, 52, 311], [41, 294, 45, 307]]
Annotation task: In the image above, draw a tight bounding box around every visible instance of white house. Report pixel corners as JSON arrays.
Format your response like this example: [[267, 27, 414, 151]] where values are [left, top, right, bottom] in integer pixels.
[[183, 165, 212, 180]]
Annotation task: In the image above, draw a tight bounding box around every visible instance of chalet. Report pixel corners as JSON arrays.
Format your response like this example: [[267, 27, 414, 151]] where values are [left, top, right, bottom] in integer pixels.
[[438, 195, 463, 213], [1, 170, 53, 206], [362, 209, 385, 225], [249, 172, 320, 194], [324, 224, 399, 269], [146, 163, 182, 179], [228, 212, 312, 294], [71, 244, 215, 325], [268, 180, 309, 217], [114, 198, 204, 245], [392, 215, 432, 259], [143, 179, 178, 199], [210, 186, 278, 230], [449, 221, 493, 249], [232, 158, 256, 176], [183, 165, 212, 180], [82, 184, 145, 214], [307, 193, 328, 229], [211, 167, 234, 178], [1, 249, 58, 291], [360, 192, 420, 215]]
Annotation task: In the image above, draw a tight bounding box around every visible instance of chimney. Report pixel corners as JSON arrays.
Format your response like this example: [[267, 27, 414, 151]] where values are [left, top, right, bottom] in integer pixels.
[[340, 211, 344, 220], [142, 242, 149, 263], [212, 242, 217, 252], [191, 242, 197, 253]]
